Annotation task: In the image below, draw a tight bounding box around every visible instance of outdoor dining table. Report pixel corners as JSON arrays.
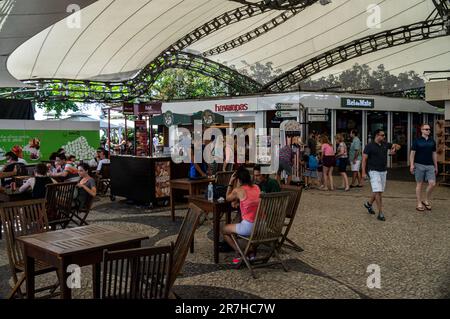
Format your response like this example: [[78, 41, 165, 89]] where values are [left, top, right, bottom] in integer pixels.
[[187, 195, 232, 264], [17, 224, 148, 299], [0, 188, 31, 202], [169, 177, 215, 222]]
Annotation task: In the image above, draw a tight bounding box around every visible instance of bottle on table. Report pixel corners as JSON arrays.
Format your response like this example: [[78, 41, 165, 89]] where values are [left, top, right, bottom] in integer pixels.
[[207, 182, 214, 202]]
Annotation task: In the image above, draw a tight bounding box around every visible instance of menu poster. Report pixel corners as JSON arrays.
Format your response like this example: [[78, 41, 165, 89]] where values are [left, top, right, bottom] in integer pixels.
[[135, 120, 149, 156], [155, 161, 170, 198]]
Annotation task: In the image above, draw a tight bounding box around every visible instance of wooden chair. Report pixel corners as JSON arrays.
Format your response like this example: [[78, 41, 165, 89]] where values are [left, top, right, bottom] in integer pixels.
[[96, 163, 111, 196], [169, 208, 202, 292], [45, 181, 77, 229], [70, 194, 94, 227], [230, 192, 291, 279], [0, 199, 59, 299], [278, 187, 304, 252], [101, 245, 173, 299], [215, 171, 234, 186]]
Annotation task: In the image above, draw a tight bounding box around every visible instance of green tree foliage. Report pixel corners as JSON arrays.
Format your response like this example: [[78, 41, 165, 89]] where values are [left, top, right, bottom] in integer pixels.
[[150, 69, 230, 100], [301, 63, 425, 93]]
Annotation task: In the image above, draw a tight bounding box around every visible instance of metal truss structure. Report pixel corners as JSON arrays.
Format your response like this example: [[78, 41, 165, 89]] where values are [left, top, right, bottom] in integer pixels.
[[6, 52, 261, 102], [203, 1, 317, 57], [2, 0, 449, 102], [229, 0, 317, 10], [264, 0, 450, 92]]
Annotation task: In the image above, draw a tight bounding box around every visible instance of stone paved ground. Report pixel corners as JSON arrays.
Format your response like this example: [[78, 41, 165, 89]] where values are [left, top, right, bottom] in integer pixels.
[[1, 178, 449, 299]]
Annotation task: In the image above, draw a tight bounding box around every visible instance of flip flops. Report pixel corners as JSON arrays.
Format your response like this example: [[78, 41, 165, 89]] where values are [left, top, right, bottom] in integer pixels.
[[416, 205, 425, 212], [422, 201, 432, 210]]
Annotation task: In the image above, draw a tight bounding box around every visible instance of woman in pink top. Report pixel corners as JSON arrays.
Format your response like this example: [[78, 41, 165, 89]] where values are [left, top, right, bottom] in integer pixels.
[[320, 135, 335, 191], [222, 167, 260, 264]]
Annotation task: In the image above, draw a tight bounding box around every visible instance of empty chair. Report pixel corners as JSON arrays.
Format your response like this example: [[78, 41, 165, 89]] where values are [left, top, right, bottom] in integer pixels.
[[278, 187, 303, 252], [215, 171, 234, 186], [96, 163, 111, 195], [170, 208, 202, 292], [101, 245, 173, 299], [231, 192, 291, 279], [0, 199, 59, 298], [45, 181, 77, 229]]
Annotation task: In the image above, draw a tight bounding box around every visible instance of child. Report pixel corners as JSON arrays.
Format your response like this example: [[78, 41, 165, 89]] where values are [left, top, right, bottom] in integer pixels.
[[302, 147, 319, 190]]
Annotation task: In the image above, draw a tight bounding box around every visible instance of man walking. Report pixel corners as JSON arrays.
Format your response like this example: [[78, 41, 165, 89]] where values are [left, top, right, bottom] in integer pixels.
[[349, 129, 363, 188], [362, 129, 400, 221], [410, 124, 438, 211]]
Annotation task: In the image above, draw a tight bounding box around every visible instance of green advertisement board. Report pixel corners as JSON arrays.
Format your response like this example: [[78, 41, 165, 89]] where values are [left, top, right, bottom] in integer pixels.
[[0, 129, 100, 164]]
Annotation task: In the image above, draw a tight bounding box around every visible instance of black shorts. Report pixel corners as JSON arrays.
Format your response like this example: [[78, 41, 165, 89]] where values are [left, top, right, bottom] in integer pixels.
[[337, 157, 348, 173], [323, 156, 336, 168]]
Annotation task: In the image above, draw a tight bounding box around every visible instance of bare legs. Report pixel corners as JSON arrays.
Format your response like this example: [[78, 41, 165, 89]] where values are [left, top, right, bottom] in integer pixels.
[[416, 181, 436, 208], [369, 192, 383, 214], [351, 171, 362, 186], [340, 171, 350, 190], [322, 166, 335, 190]]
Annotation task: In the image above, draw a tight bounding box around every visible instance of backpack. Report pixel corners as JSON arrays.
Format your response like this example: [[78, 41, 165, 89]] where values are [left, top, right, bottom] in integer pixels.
[[308, 155, 319, 171]]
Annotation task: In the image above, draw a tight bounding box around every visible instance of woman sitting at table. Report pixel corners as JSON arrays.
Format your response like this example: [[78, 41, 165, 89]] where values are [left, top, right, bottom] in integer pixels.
[[18, 163, 56, 199], [74, 163, 97, 210], [222, 166, 260, 265]]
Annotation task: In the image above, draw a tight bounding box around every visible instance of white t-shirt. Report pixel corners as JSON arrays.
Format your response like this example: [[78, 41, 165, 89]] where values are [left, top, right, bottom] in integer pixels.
[[97, 158, 110, 172]]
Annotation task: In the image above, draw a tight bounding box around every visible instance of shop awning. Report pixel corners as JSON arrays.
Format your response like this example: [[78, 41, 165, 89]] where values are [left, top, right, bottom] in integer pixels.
[[151, 112, 192, 126]]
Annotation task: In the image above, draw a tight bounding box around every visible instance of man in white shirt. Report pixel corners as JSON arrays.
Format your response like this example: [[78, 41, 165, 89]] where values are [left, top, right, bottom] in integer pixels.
[[96, 150, 110, 174]]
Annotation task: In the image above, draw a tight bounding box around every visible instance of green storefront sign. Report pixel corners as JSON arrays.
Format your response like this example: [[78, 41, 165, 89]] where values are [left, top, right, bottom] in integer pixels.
[[341, 98, 375, 109], [0, 129, 100, 164]]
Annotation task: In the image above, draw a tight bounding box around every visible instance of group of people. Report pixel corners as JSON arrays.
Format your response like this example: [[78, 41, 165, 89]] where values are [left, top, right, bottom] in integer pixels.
[[0, 146, 99, 211], [283, 130, 365, 191]]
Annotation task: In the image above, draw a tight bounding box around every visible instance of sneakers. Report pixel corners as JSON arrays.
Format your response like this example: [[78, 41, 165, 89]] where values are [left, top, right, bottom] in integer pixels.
[[377, 213, 386, 221], [364, 202, 376, 215], [232, 257, 241, 265]]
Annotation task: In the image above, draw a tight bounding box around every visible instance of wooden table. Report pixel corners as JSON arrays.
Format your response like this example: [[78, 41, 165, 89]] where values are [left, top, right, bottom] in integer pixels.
[[169, 178, 214, 221], [187, 195, 232, 264], [17, 224, 148, 299], [0, 188, 31, 202]]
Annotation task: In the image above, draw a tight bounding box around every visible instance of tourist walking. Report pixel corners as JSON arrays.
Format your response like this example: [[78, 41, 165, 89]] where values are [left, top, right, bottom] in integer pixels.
[[349, 129, 363, 188], [409, 124, 438, 211], [362, 129, 401, 221]]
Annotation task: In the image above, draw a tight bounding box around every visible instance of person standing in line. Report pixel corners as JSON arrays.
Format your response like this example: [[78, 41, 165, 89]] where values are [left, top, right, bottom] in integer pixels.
[[277, 137, 293, 185], [335, 134, 350, 191], [349, 129, 363, 188], [410, 124, 438, 211], [362, 129, 401, 221], [320, 135, 335, 191]]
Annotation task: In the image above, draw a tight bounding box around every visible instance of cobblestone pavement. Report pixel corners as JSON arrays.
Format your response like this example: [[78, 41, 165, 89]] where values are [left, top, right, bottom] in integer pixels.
[[1, 179, 449, 299]]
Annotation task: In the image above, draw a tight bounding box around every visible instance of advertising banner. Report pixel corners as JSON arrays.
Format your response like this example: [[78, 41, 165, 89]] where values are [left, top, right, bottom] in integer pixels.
[[0, 129, 100, 164], [155, 161, 170, 198], [135, 120, 149, 156]]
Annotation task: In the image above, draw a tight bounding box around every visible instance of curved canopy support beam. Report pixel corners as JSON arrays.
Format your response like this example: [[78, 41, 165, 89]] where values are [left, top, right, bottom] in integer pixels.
[[229, 0, 318, 10], [4, 52, 262, 102], [263, 18, 450, 92], [203, 1, 317, 57]]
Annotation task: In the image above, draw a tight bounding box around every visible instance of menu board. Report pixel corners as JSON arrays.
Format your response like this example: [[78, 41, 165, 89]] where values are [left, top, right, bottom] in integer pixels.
[[135, 120, 149, 156], [155, 161, 170, 198]]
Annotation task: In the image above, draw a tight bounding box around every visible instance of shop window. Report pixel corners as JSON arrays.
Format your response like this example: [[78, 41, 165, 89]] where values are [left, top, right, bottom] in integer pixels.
[[367, 111, 388, 143], [392, 112, 408, 167]]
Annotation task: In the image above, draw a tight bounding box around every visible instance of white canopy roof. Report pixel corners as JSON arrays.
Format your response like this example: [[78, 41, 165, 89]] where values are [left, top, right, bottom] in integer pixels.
[[2, 0, 450, 86]]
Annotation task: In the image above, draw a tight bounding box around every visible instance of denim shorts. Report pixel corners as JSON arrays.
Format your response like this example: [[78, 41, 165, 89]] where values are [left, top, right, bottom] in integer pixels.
[[235, 219, 254, 237], [414, 163, 436, 183]]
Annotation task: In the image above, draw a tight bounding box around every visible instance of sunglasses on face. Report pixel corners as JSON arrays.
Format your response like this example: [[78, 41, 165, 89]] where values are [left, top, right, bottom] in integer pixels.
[[422, 128, 431, 131]]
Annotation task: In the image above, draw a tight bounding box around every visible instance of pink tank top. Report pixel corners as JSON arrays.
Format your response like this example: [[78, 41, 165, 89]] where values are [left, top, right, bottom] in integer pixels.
[[240, 185, 261, 223], [322, 143, 334, 156]]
